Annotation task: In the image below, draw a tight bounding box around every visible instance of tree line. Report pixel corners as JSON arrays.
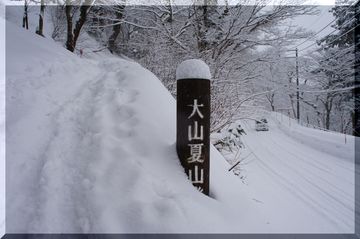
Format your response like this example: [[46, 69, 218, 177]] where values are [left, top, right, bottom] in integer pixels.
[[21, 0, 359, 135]]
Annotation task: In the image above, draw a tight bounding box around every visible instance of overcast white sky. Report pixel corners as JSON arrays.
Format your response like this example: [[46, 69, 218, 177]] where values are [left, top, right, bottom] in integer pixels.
[[292, 5, 336, 53]]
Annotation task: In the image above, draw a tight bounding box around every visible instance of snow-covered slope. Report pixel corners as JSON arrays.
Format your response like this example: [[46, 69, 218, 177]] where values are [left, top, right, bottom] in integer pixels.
[[6, 21, 272, 233], [5, 14, 356, 234]]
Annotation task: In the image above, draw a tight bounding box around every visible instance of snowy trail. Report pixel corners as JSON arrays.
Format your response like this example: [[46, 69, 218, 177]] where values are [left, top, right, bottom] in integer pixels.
[[29, 69, 108, 232], [23, 59, 157, 232], [240, 118, 355, 232]]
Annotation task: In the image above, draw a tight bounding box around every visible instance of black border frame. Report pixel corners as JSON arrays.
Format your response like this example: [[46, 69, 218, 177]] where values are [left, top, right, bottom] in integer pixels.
[[3, 3, 360, 239]]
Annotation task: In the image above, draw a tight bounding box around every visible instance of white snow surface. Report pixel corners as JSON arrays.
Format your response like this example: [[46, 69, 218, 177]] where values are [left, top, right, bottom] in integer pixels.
[[5, 21, 355, 234], [176, 59, 211, 80], [222, 113, 356, 233], [6, 23, 270, 233]]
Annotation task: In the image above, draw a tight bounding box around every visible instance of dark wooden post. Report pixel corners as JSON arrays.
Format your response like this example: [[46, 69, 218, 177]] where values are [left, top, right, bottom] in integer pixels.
[[176, 59, 211, 195]]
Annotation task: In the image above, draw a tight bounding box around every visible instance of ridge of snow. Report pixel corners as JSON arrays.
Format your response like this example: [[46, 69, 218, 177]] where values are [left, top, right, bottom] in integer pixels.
[[270, 112, 354, 162]]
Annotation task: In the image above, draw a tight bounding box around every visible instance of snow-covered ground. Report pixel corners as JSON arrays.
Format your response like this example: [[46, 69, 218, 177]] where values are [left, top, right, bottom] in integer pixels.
[[5, 20, 272, 234], [4, 11, 356, 234], [235, 113, 355, 232]]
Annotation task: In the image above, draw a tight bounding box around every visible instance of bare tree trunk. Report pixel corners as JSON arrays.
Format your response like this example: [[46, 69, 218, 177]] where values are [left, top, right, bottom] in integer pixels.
[[165, 0, 173, 22], [108, 5, 125, 53], [65, 0, 92, 53], [22, 0, 28, 30], [317, 111, 321, 128], [194, 0, 217, 54], [270, 93, 275, 111], [36, 0, 45, 36], [73, 1, 92, 50], [325, 108, 331, 130], [65, 2, 74, 52], [265, 93, 275, 111], [323, 96, 333, 130]]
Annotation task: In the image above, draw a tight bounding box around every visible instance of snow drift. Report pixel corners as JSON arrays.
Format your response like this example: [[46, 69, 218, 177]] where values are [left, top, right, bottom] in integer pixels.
[[6, 21, 271, 233]]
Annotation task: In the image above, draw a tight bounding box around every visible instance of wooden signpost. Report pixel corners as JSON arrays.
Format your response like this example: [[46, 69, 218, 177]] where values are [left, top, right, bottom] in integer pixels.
[[176, 59, 211, 195]]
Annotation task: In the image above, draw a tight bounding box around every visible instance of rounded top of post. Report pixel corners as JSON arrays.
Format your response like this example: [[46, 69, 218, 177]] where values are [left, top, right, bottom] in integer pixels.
[[176, 59, 211, 81]]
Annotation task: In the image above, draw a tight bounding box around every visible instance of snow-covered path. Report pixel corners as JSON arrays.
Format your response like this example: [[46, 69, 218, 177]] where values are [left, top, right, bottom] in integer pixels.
[[27, 61, 125, 232], [6, 54, 185, 233], [239, 117, 355, 232]]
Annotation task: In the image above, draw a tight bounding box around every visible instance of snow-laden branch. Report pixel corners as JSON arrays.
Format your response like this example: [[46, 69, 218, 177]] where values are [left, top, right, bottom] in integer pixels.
[[298, 86, 358, 94]]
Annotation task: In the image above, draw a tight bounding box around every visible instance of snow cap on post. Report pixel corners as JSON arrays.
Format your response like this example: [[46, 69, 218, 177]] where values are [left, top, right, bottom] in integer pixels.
[[176, 58, 211, 196], [176, 59, 211, 81]]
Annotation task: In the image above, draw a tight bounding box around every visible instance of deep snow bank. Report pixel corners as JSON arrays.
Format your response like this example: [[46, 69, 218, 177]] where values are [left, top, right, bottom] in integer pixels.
[[270, 112, 354, 162], [6, 21, 269, 233]]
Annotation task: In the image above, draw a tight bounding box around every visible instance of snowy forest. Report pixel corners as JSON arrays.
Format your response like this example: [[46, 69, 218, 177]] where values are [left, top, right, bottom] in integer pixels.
[[17, 0, 358, 135]]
